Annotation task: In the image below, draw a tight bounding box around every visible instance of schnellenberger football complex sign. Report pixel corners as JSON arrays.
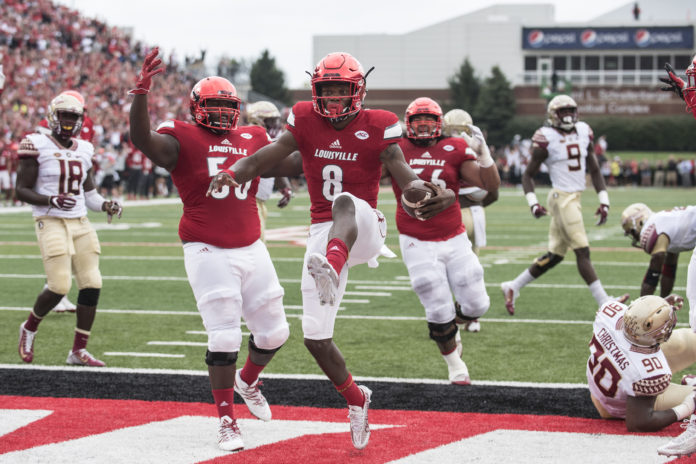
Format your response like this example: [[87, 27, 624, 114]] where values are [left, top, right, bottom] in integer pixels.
[[522, 26, 694, 50]]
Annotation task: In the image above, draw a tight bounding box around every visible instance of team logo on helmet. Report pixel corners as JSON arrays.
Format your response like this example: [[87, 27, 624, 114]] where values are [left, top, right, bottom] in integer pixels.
[[623, 295, 677, 347]]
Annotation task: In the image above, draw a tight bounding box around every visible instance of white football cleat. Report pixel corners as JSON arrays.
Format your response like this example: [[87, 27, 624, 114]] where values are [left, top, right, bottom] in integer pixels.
[[218, 415, 244, 452], [609, 293, 630, 305], [448, 361, 471, 386], [683, 375, 696, 387], [234, 369, 271, 421], [657, 416, 696, 457], [54, 295, 77, 313], [465, 319, 481, 332], [500, 281, 518, 315], [66, 349, 105, 367], [18, 321, 36, 363], [307, 252, 339, 306], [348, 385, 372, 449]]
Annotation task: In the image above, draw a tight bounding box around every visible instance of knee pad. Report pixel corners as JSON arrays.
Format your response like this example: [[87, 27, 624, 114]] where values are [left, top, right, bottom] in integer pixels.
[[205, 350, 238, 366], [208, 327, 242, 353], [534, 252, 564, 272], [249, 331, 287, 354], [428, 320, 458, 343], [455, 294, 490, 319], [77, 288, 100, 307]]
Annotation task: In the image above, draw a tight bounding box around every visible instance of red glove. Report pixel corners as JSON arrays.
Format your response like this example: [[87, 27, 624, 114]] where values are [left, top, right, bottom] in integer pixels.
[[49, 194, 76, 210], [530, 203, 547, 219], [595, 204, 609, 226], [659, 63, 685, 101], [277, 188, 292, 208], [129, 47, 164, 95]]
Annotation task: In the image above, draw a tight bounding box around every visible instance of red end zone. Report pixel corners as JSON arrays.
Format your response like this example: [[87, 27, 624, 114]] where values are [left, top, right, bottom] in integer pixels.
[[0, 395, 685, 463]]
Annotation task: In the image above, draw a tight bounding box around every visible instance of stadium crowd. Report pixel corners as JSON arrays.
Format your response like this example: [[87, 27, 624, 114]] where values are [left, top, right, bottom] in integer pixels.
[[0, 0, 198, 204]]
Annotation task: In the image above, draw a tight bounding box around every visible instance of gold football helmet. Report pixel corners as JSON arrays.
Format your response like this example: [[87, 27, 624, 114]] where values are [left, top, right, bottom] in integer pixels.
[[547, 94, 577, 131], [442, 109, 473, 137], [621, 203, 653, 248], [623, 295, 677, 347], [47, 93, 84, 137]]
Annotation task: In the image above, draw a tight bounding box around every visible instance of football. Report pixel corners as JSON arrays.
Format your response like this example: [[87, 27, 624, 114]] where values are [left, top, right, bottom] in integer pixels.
[[401, 179, 435, 219]]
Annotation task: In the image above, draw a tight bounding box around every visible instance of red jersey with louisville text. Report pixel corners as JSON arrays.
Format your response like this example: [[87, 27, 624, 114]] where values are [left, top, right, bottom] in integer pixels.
[[393, 137, 475, 241], [286, 101, 401, 224], [157, 120, 269, 248]]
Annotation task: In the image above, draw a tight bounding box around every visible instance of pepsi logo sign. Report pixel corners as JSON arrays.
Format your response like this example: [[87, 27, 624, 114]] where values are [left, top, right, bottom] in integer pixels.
[[528, 30, 544, 48], [634, 29, 650, 47], [581, 29, 597, 47]]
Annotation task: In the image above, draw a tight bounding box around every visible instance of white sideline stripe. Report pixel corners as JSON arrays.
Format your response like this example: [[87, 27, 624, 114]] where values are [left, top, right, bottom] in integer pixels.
[[103, 352, 185, 358], [0, 253, 673, 269], [0, 363, 586, 389], [2, 274, 673, 292], [1, 305, 689, 328], [0, 306, 689, 328]]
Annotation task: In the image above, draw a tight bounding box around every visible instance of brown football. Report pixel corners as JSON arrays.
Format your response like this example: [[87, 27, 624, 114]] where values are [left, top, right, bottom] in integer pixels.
[[400, 179, 435, 219]]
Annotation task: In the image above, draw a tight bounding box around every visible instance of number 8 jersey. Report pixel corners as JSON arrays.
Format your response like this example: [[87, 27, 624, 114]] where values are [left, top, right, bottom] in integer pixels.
[[532, 121, 593, 192], [18, 133, 94, 218], [587, 301, 671, 418]]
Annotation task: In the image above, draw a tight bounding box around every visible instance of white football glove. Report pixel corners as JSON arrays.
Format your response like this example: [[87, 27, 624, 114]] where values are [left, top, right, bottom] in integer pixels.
[[460, 124, 494, 167]]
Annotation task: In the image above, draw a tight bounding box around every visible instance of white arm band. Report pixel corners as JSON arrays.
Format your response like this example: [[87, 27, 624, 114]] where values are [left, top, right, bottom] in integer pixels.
[[673, 402, 693, 421], [84, 189, 106, 212], [525, 192, 539, 208], [598, 190, 609, 206]]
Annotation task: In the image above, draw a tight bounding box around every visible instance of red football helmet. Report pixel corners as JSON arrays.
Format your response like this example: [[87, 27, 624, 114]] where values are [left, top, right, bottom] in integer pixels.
[[311, 52, 367, 120], [189, 76, 240, 131], [405, 97, 443, 139]]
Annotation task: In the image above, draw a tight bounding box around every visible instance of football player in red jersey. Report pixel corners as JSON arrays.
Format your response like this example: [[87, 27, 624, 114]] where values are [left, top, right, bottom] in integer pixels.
[[129, 48, 290, 453], [208, 52, 456, 450], [660, 56, 696, 120], [387, 98, 499, 385], [15, 92, 122, 368]]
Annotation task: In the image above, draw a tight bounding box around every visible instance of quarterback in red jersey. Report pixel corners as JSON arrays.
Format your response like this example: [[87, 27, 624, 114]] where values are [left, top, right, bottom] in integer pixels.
[[208, 52, 456, 450], [389, 97, 499, 385], [129, 48, 290, 453]]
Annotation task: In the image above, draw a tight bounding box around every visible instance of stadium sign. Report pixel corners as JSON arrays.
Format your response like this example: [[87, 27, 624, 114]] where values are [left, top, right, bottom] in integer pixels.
[[522, 26, 693, 50]]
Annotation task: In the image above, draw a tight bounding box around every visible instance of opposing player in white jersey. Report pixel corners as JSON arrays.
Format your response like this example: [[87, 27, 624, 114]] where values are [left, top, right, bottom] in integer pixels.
[[621, 204, 696, 301], [15, 92, 122, 367], [500, 95, 628, 315], [442, 108, 499, 333], [246, 101, 293, 242], [588, 295, 696, 436]]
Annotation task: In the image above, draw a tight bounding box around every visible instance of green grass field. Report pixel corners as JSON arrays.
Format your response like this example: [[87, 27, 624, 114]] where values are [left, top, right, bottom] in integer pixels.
[[2, 185, 696, 385]]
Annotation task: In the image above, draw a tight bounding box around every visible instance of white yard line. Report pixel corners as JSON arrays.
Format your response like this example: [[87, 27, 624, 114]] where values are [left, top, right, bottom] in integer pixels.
[[0, 363, 587, 389]]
